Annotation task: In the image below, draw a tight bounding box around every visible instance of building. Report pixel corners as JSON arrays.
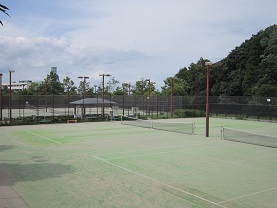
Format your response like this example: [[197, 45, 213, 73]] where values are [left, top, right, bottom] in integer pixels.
[[51, 67, 57, 74], [1, 67, 58, 91], [2, 80, 32, 91]]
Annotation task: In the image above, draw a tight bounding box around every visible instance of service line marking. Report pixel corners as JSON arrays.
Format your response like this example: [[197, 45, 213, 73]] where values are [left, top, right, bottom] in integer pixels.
[[96, 141, 237, 157], [91, 154, 227, 208], [218, 186, 277, 204], [25, 130, 62, 145], [181, 150, 277, 174]]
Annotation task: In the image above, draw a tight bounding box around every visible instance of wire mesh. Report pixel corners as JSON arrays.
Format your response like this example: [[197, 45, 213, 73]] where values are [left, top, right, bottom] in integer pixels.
[[221, 127, 277, 148]]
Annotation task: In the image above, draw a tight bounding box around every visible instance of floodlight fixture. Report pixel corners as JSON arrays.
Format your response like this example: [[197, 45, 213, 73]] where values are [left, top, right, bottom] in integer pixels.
[[9, 70, 15, 123], [205, 62, 212, 137], [78, 76, 89, 118], [145, 79, 151, 116], [99, 73, 112, 116]]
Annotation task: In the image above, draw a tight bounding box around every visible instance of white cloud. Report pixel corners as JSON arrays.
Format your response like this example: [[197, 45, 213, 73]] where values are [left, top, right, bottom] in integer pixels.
[[0, 36, 157, 86], [1, 0, 277, 89]]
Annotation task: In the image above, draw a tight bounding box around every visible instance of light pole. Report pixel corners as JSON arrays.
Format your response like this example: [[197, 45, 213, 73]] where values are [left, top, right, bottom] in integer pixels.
[[0, 73, 2, 120], [122, 83, 128, 116], [128, 83, 131, 116], [22, 83, 26, 119], [99, 74, 111, 117], [78, 76, 89, 119], [9, 70, 15, 123], [94, 85, 98, 115], [145, 79, 151, 117], [205, 62, 212, 137], [170, 77, 177, 118]]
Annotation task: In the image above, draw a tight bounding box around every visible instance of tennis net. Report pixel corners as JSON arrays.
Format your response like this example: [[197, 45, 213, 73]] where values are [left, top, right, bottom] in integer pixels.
[[221, 127, 277, 148], [121, 116, 195, 135]]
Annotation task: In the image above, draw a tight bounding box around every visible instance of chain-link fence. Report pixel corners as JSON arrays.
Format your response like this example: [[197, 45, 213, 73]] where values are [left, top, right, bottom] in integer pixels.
[[0, 94, 276, 124]]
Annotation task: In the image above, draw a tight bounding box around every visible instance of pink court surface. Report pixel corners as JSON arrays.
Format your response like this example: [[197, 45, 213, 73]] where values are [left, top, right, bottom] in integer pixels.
[[0, 117, 277, 208]]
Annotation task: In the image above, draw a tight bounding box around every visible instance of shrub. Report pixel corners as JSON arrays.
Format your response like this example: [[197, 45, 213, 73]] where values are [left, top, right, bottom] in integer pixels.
[[173, 109, 205, 118]]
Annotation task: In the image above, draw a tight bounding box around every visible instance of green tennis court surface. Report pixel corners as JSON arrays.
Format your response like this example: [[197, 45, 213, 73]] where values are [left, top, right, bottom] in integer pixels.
[[0, 118, 276, 208]]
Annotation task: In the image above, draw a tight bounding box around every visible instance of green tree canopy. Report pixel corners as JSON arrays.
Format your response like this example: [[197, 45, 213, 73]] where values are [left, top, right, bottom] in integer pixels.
[[162, 25, 277, 97], [105, 77, 119, 95], [43, 71, 64, 95], [132, 78, 156, 96], [63, 76, 77, 95], [77, 80, 90, 95]]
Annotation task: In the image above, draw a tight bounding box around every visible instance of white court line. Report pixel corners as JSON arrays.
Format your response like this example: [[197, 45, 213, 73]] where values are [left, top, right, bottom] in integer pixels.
[[106, 150, 182, 160], [218, 186, 277, 204], [25, 130, 62, 145], [91, 154, 227, 208], [181, 151, 277, 174], [104, 143, 238, 161], [95, 141, 209, 156], [238, 154, 277, 162], [96, 140, 236, 157]]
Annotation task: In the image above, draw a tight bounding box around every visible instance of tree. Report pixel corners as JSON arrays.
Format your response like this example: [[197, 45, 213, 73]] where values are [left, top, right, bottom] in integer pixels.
[[27, 82, 41, 95], [161, 77, 188, 96], [62, 76, 76, 95], [179, 60, 206, 96], [113, 83, 129, 95], [2, 85, 8, 94], [132, 78, 156, 96], [0, 4, 10, 26], [43, 71, 64, 95], [105, 77, 119, 95], [86, 86, 95, 96], [77, 81, 90, 95]]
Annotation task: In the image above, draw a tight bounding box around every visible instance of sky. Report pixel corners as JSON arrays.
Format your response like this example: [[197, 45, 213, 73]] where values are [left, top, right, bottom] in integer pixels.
[[0, 0, 276, 90]]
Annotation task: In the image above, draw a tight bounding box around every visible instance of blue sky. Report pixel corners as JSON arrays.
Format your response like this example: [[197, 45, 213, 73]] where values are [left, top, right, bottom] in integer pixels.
[[0, 0, 276, 90]]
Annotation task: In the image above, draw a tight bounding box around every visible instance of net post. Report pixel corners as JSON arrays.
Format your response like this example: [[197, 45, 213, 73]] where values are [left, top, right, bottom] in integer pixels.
[[192, 122, 195, 135], [220, 126, 224, 140]]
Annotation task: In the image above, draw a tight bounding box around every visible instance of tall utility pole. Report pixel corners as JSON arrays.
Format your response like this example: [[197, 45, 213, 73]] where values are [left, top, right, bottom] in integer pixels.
[[145, 79, 151, 116], [9, 70, 15, 123], [99, 74, 111, 117], [170, 77, 178, 118], [0, 73, 3, 120], [78, 76, 89, 119], [94, 85, 98, 114], [205, 62, 212, 137]]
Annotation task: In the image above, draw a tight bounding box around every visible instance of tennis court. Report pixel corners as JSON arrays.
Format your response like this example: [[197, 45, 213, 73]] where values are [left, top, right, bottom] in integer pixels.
[[0, 118, 277, 208]]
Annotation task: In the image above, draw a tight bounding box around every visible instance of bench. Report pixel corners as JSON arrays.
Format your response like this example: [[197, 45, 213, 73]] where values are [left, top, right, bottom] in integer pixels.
[[67, 120, 77, 123], [39, 119, 52, 124], [86, 116, 98, 120], [113, 117, 121, 121], [159, 115, 167, 119]]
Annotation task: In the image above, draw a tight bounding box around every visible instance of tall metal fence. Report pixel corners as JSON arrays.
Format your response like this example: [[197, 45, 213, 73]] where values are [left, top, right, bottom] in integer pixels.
[[0, 94, 276, 122]]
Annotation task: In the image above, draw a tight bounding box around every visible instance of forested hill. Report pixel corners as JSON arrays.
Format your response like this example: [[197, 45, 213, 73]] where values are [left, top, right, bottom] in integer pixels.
[[172, 24, 277, 97]]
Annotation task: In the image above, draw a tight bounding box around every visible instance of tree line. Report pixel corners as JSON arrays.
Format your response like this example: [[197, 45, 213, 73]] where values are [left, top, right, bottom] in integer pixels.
[[5, 25, 277, 97], [1, 71, 158, 96], [162, 24, 277, 97]]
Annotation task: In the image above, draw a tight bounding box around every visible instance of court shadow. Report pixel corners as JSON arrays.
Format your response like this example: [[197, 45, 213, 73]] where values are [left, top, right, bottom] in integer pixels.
[[0, 162, 76, 186], [30, 156, 49, 162], [0, 145, 15, 152]]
